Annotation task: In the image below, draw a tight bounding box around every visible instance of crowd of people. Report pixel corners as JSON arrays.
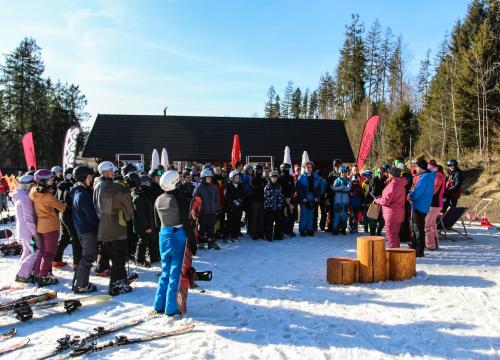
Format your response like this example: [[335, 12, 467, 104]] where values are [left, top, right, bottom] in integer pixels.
[[2, 156, 463, 312]]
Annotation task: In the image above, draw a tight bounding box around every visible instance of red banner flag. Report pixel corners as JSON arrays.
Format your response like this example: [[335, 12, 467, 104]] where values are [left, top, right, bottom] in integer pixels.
[[22, 132, 37, 170], [231, 135, 241, 168], [356, 115, 380, 169]]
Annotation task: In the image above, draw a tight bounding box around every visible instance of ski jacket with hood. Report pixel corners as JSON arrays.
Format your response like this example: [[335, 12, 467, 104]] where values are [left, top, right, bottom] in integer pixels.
[[193, 182, 219, 215], [409, 171, 436, 214], [375, 177, 407, 223], [264, 182, 284, 210], [297, 172, 321, 202], [332, 177, 351, 205], [29, 187, 66, 233], [71, 185, 99, 234]]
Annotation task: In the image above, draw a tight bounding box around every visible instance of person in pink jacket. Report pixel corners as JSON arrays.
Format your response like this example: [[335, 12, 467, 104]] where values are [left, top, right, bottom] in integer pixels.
[[13, 175, 39, 282], [425, 161, 445, 250], [375, 167, 407, 248]]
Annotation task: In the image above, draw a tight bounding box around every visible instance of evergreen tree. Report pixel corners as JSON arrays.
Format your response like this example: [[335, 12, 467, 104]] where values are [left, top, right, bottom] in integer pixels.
[[264, 85, 278, 118], [308, 90, 319, 119], [365, 19, 382, 104], [274, 95, 281, 118], [385, 103, 417, 158], [301, 88, 309, 118], [318, 72, 335, 119], [378, 27, 393, 104], [281, 81, 294, 119], [290, 87, 302, 118], [417, 49, 432, 108], [387, 36, 404, 110]]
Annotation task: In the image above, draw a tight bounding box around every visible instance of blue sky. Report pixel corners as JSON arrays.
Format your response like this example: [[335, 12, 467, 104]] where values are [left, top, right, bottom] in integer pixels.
[[0, 0, 470, 125]]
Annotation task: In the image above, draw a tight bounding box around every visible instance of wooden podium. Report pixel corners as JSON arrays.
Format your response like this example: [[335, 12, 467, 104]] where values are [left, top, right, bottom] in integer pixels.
[[357, 236, 386, 283], [386, 248, 416, 281], [326, 257, 359, 285]]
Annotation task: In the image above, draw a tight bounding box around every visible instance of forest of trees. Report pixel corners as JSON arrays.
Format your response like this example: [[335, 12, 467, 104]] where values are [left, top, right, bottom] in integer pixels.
[[264, 0, 499, 166], [0, 37, 88, 168]]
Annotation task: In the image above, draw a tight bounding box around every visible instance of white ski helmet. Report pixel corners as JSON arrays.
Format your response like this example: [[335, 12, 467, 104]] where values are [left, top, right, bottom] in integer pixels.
[[18, 174, 34, 191], [229, 170, 240, 180], [159, 170, 180, 192], [200, 168, 213, 178], [98, 161, 115, 174]]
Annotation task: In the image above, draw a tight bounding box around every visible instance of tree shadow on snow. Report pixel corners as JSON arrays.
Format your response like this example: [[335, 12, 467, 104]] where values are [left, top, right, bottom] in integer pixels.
[[192, 294, 500, 359]]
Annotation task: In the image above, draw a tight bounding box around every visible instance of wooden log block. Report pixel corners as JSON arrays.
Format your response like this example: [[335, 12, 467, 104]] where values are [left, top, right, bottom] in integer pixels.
[[357, 236, 386, 283], [326, 257, 359, 285], [386, 248, 416, 281]]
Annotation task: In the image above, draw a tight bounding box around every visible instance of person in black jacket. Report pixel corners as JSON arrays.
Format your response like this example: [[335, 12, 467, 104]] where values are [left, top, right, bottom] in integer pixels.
[[71, 166, 99, 293], [132, 175, 156, 267], [193, 168, 220, 250], [443, 159, 463, 212], [53, 167, 81, 269], [368, 167, 387, 235], [264, 171, 284, 241], [145, 170, 163, 263], [249, 164, 267, 240], [278, 163, 296, 237], [224, 170, 245, 240]]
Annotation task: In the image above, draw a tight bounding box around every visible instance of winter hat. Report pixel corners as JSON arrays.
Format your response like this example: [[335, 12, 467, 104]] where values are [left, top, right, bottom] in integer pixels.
[[388, 167, 401, 177], [396, 162, 405, 170], [428, 160, 438, 172], [416, 159, 428, 170]]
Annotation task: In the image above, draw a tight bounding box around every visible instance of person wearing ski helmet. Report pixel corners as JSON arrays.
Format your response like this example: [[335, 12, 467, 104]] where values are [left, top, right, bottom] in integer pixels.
[[348, 174, 364, 234], [240, 164, 254, 232], [131, 174, 157, 267], [51, 166, 64, 185], [224, 170, 245, 240], [94, 161, 134, 295], [13, 174, 38, 283], [190, 169, 201, 188], [29, 169, 66, 286], [52, 167, 80, 269], [443, 159, 463, 212], [297, 161, 320, 236], [263, 170, 284, 241], [121, 163, 136, 177], [331, 165, 351, 235], [135, 162, 145, 174], [153, 170, 196, 316], [70, 165, 99, 293], [193, 168, 220, 249], [328, 159, 342, 185], [278, 163, 296, 237], [212, 165, 226, 240], [248, 164, 267, 240]]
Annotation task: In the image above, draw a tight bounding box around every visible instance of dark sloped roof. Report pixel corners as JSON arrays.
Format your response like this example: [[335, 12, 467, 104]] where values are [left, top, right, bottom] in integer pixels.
[[83, 114, 355, 164]]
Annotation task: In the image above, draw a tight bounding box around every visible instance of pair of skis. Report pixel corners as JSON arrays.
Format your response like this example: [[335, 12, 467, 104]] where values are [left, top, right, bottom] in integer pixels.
[[35, 316, 194, 359]]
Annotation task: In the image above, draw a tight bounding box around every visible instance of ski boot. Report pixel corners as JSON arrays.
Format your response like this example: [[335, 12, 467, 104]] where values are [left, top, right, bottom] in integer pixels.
[[37, 274, 59, 287], [74, 282, 97, 294], [109, 280, 133, 296]]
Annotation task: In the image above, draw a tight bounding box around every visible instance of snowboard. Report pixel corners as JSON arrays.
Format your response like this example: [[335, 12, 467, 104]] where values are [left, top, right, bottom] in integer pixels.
[[0, 337, 30, 355], [69, 324, 194, 357], [0, 229, 13, 240], [176, 196, 203, 315]]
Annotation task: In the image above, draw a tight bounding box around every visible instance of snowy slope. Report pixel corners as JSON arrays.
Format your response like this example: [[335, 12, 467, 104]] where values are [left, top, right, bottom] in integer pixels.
[[0, 219, 499, 359]]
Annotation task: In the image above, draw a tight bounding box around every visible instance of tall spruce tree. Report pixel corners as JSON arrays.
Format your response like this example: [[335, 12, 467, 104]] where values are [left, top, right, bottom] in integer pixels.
[[264, 85, 278, 118], [301, 88, 309, 118], [308, 90, 319, 119], [290, 87, 302, 118], [281, 81, 294, 119]]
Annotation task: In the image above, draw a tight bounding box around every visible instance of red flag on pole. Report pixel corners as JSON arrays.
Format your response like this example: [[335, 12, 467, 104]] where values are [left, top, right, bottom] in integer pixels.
[[22, 132, 37, 170], [356, 115, 380, 169], [231, 135, 241, 168]]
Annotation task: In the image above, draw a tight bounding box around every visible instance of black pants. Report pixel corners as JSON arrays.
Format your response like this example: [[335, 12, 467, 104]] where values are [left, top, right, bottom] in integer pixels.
[[282, 205, 295, 235], [216, 210, 226, 238], [443, 197, 458, 214], [249, 201, 265, 239], [127, 220, 138, 259], [150, 231, 160, 262], [369, 213, 385, 236], [265, 209, 283, 240], [319, 197, 327, 231], [105, 239, 128, 286], [199, 212, 217, 242], [226, 209, 242, 238], [399, 200, 411, 242], [75, 232, 97, 288], [96, 242, 110, 273], [135, 233, 154, 263], [54, 217, 81, 264], [411, 209, 427, 257]]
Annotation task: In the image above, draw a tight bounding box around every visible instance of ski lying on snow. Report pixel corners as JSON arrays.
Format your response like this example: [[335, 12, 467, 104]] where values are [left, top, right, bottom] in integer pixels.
[[0, 337, 30, 355], [69, 324, 195, 357], [0, 291, 57, 313], [0, 328, 16, 342]]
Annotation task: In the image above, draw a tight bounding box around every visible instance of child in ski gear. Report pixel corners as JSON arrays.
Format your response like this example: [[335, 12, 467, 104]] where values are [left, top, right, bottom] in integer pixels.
[[408, 160, 436, 257], [224, 170, 245, 240], [14, 175, 38, 282], [53, 167, 80, 269], [153, 170, 186, 316], [263, 170, 284, 241], [249, 164, 267, 240], [297, 162, 320, 236], [331, 165, 351, 235], [443, 159, 463, 212], [71, 165, 99, 293], [375, 167, 407, 248], [425, 161, 445, 250], [130, 173, 156, 267], [193, 168, 220, 249], [94, 161, 134, 295], [30, 169, 66, 286], [368, 167, 387, 235], [348, 174, 364, 234]]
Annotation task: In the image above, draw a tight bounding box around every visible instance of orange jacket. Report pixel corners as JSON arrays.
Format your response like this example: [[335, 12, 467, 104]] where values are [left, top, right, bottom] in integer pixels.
[[29, 188, 66, 233]]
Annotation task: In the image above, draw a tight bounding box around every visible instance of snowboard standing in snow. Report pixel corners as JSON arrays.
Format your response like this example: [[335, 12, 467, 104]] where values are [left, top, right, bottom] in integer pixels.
[[69, 324, 195, 357]]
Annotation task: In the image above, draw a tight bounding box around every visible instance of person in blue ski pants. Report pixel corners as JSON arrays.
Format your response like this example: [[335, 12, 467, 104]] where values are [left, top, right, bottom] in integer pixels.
[[153, 170, 187, 316], [297, 161, 320, 236]]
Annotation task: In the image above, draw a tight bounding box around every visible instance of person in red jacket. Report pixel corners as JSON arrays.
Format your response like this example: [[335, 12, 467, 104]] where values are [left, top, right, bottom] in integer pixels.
[[425, 161, 445, 250], [374, 167, 407, 248], [0, 176, 10, 212]]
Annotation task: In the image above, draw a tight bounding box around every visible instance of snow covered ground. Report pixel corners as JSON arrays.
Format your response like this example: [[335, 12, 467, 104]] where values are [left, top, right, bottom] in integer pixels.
[[0, 218, 499, 359]]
